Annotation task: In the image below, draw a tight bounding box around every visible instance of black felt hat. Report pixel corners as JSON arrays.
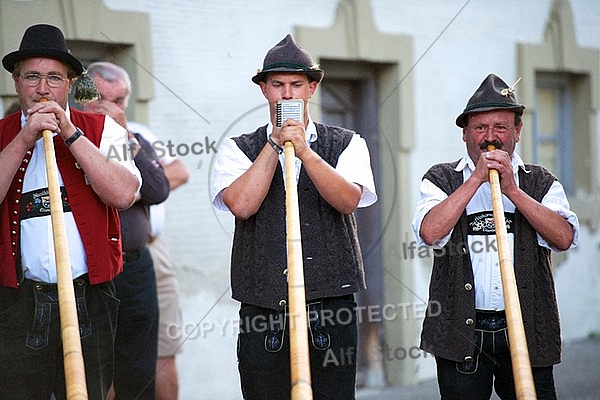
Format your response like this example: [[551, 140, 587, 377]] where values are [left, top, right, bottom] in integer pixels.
[[2, 24, 84, 75], [456, 74, 525, 128], [252, 34, 324, 85]]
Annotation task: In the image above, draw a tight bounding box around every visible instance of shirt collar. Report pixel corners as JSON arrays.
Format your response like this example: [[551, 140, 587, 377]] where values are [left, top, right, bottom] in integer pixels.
[[454, 151, 529, 174]]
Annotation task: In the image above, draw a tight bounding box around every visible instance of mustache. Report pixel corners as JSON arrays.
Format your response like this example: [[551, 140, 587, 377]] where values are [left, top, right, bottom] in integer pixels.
[[480, 140, 502, 150]]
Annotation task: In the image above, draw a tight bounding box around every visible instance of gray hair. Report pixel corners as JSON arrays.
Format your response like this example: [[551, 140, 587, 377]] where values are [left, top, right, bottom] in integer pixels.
[[87, 61, 132, 107]]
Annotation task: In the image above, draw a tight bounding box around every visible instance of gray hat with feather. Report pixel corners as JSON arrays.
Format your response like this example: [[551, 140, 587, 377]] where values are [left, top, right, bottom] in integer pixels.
[[456, 74, 525, 128], [252, 34, 324, 85]]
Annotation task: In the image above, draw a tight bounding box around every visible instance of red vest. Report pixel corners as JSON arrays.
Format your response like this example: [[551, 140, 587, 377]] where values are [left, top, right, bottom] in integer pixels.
[[0, 109, 123, 287]]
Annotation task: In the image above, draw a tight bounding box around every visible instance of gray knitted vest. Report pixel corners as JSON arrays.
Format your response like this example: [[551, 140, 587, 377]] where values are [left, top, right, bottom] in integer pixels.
[[230, 123, 365, 309], [420, 160, 561, 367]]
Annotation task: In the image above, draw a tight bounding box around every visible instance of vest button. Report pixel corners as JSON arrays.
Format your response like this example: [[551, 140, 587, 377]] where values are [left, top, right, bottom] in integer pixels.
[[278, 299, 287, 308], [466, 318, 474, 325], [464, 283, 473, 291]]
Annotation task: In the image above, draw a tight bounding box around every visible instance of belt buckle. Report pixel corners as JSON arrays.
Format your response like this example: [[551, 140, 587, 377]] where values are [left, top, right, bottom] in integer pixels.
[[476, 310, 507, 331]]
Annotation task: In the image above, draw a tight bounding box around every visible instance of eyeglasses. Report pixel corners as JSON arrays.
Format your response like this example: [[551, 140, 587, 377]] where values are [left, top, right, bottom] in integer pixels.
[[19, 73, 69, 88]]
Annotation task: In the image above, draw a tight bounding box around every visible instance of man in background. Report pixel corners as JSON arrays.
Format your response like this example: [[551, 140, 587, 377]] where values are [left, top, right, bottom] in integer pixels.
[[85, 61, 170, 399], [87, 61, 187, 399], [127, 119, 189, 399]]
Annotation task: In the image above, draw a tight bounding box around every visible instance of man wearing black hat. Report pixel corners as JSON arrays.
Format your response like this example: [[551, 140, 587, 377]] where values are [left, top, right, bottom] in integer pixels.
[[0, 24, 141, 399], [412, 74, 579, 399], [211, 34, 377, 398]]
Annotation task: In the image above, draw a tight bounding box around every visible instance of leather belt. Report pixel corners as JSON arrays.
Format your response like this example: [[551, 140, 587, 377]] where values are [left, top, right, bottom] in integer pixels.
[[475, 310, 507, 331]]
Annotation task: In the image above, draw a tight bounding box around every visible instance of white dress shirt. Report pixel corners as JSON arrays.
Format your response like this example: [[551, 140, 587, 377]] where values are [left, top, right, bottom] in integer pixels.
[[127, 121, 173, 237], [211, 117, 377, 211]]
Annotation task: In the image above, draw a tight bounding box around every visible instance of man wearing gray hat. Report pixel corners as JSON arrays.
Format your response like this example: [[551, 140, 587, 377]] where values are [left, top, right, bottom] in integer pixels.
[[211, 34, 377, 398], [412, 74, 579, 399], [0, 24, 141, 399]]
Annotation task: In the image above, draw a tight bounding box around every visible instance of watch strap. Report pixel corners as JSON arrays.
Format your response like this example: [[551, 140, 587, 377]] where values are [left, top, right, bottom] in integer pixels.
[[64, 128, 84, 147], [267, 134, 283, 154]]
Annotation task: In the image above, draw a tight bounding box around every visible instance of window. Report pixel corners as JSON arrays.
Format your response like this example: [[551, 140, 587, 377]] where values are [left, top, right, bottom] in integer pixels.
[[533, 74, 574, 194], [518, 0, 598, 229]]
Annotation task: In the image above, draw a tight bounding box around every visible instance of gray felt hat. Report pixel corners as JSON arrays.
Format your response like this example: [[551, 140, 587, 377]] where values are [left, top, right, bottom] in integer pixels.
[[252, 34, 324, 85], [456, 74, 525, 128]]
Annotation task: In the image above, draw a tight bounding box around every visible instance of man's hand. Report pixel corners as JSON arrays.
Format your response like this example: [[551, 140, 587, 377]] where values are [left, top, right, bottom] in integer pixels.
[[24, 100, 76, 144], [271, 118, 310, 158], [84, 99, 128, 129], [483, 149, 518, 195]]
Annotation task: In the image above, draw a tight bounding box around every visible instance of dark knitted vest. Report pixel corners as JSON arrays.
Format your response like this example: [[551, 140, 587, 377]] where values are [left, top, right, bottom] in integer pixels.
[[420, 160, 561, 367], [230, 122, 365, 309]]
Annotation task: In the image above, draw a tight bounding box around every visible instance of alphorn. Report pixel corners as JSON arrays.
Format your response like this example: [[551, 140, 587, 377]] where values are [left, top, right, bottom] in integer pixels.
[[41, 98, 88, 399], [487, 144, 536, 399], [284, 140, 313, 399]]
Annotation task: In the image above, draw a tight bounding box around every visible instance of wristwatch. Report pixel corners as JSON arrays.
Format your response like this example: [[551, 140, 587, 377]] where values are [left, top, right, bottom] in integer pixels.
[[64, 128, 84, 147], [267, 134, 283, 154]]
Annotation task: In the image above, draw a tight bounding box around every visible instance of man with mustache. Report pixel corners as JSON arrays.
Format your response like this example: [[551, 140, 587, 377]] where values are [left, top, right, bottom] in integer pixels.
[[412, 74, 579, 399]]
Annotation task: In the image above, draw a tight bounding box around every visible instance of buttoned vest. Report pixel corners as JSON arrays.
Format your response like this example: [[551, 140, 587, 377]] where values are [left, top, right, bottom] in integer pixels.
[[419, 160, 561, 367], [230, 123, 365, 309]]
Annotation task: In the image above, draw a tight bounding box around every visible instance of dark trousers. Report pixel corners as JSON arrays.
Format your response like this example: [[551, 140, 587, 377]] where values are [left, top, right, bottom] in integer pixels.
[[112, 247, 159, 400], [0, 276, 118, 400], [436, 311, 557, 400], [237, 296, 358, 400]]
